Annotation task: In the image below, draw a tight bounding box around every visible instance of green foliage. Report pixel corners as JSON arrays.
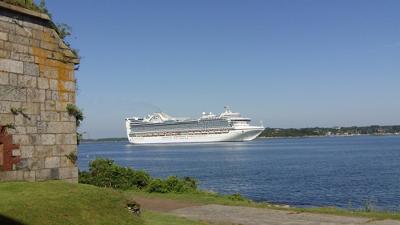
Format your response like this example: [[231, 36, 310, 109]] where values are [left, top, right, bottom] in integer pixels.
[[0, 181, 144, 225], [79, 158, 151, 190], [80, 158, 197, 193], [66, 104, 84, 145], [147, 176, 197, 193], [147, 179, 168, 193], [56, 23, 72, 40], [37, 0, 51, 17], [227, 193, 247, 201], [10, 107, 30, 120], [65, 152, 78, 165], [66, 104, 83, 127], [1, 123, 16, 133]]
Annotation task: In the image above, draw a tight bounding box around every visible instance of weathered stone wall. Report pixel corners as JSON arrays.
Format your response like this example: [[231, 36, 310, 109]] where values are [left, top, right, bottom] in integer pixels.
[[0, 3, 79, 182]]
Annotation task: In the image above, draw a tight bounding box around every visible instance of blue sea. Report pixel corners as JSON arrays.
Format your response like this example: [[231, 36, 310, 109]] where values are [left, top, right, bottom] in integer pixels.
[[78, 135, 400, 211]]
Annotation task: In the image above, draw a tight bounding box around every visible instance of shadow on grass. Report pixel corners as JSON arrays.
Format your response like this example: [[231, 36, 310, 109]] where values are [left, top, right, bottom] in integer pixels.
[[0, 214, 25, 225]]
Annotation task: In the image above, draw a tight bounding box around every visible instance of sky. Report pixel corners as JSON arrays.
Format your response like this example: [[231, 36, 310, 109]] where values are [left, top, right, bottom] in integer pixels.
[[44, 0, 400, 138]]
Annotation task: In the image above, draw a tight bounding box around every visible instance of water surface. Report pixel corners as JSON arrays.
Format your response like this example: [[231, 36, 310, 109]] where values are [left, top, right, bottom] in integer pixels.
[[78, 136, 400, 210]]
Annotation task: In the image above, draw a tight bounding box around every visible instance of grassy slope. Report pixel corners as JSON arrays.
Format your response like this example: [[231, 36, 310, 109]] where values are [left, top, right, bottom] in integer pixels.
[[127, 190, 400, 221], [0, 181, 143, 225], [0, 181, 216, 225]]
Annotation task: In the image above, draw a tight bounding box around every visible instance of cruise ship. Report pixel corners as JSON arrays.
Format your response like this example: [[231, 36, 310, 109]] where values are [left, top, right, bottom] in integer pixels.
[[125, 107, 264, 144]]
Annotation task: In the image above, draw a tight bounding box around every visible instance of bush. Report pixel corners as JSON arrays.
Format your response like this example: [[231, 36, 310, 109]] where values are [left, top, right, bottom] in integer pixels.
[[227, 193, 246, 201], [79, 158, 197, 193], [147, 179, 168, 193], [79, 158, 151, 190]]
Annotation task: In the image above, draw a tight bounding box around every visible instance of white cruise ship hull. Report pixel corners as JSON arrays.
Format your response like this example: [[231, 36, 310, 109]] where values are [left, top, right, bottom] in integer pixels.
[[128, 127, 264, 144]]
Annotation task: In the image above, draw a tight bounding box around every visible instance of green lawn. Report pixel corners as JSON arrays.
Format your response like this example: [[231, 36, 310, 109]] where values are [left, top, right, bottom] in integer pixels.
[[0, 181, 211, 225], [0, 181, 144, 225]]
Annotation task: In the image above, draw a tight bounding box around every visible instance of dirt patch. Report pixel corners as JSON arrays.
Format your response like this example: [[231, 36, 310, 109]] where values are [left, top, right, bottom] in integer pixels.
[[133, 196, 201, 212], [171, 204, 400, 225]]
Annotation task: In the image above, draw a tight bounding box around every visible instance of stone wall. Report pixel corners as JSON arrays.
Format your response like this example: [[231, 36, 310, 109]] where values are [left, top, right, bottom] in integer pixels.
[[0, 2, 79, 182]]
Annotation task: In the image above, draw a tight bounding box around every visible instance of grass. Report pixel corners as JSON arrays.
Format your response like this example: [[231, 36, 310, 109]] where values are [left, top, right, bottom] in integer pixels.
[[0, 181, 217, 225], [0, 181, 399, 225], [126, 190, 400, 221], [0, 181, 144, 225]]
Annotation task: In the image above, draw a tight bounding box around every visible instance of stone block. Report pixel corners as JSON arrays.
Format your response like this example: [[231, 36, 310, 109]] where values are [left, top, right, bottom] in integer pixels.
[[27, 88, 45, 102], [47, 121, 75, 133], [23, 171, 36, 182], [15, 114, 36, 126], [12, 134, 30, 145], [59, 167, 78, 179], [0, 49, 11, 58], [8, 73, 18, 86], [0, 59, 23, 74], [20, 145, 34, 158], [61, 81, 75, 92], [23, 62, 40, 77], [8, 34, 30, 45], [45, 156, 60, 168], [0, 71, 8, 85], [12, 149, 21, 156], [42, 66, 58, 79], [15, 126, 26, 134], [40, 111, 59, 121], [0, 101, 21, 113], [21, 102, 40, 115], [58, 91, 69, 102], [34, 145, 55, 158], [0, 20, 15, 33], [26, 126, 37, 134], [56, 133, 77, 145], [0, 113, 14, 124], [37, 77, 49, 89], [29, 134, 41, 145], [60, 112, 74, 122], [41, 134, 56, 145], [49, 79, 58, 90], [36, 168, 59, 180], [0, 85, 26, 101], [17, 74, 37, 88], [56, 102, 70, 112], [45, 100, 56, 111], [36, 121, 48, 133], [0, 31, 7, 41], [0, 171, 24, 181], [56, 145, 76, 156], [60, 156, 74, 167]]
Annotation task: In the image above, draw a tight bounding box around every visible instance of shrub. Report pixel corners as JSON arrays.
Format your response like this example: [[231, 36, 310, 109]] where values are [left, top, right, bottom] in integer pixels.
[[79, 158, 151, 190], [131, 170, 151, 189], [79, 158, 198, 193], [227, 193, 246, 201], [147, 179, 168, 193]]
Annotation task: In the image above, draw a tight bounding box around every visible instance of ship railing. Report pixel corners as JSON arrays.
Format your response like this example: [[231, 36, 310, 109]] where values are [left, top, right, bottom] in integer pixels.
[[130, 128, 231, 137]]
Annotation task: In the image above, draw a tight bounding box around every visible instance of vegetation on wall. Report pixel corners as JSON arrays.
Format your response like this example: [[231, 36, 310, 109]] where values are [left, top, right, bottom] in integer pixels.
[[66, 104, 84, 145]]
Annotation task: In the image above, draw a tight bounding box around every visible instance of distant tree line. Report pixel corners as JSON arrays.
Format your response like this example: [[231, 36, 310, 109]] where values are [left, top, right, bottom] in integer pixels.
[[261, 125, 400, 137]]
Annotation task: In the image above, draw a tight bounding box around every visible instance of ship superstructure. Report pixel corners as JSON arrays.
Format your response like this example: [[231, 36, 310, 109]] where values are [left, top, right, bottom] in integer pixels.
[[125, 107, 264, 144]]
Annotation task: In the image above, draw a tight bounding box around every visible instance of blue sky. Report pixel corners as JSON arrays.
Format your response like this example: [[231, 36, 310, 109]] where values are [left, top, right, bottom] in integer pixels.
[[45, 1, 400, 138]]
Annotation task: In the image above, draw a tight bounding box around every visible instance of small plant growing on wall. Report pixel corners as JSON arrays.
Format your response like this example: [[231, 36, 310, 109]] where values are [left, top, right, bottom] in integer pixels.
[[10, 107, 30, 120], [66, 104, 84, 145], [1, 124, 16, 133], [65, 152, 78, 165], [66, 104, 83, 127]]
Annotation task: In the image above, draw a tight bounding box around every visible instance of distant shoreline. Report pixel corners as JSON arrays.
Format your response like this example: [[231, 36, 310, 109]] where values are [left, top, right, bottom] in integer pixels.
[[81, 133, 400, 143]]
